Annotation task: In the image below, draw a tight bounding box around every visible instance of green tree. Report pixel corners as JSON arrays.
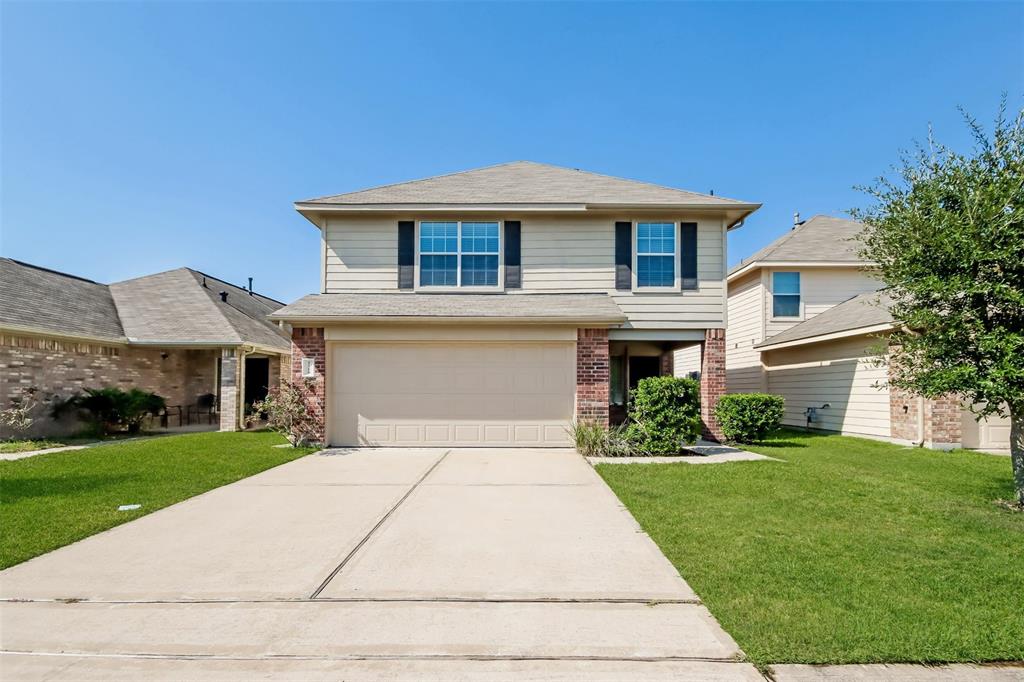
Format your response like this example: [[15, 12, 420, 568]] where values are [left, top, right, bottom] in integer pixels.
[[852, 100, 1024, 506]]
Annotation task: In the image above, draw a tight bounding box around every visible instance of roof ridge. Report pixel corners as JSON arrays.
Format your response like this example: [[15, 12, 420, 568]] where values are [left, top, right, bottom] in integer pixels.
[[2, 257, 107, 286], [299, 160, 746, 205], [186, 268, 284, 308], [526, 161, 745, 204], [298, 161, 524, 204]]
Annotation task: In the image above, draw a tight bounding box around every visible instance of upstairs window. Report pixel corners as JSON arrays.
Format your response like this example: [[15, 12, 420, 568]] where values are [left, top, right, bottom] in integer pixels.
[[419, 221, 500, 288], [460, 222, 500, 286], [636, 222, 676, 288], [772, 271, 801, 317]]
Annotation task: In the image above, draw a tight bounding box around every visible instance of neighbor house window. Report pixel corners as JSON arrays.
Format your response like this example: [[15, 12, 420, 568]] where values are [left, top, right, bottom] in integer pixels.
[[636, 222, 676, 287], [419, 221, 500, 287], [772, 272, 801, 317]]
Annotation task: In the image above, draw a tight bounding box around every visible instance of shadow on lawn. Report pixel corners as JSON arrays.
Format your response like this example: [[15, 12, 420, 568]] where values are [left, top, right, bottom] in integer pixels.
[[0, 474, 135, 503]]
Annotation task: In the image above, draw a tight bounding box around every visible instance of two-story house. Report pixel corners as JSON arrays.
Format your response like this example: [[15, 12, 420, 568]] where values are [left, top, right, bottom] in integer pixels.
[[725, 214, 1011, 452], [271, 161, 760, 447]]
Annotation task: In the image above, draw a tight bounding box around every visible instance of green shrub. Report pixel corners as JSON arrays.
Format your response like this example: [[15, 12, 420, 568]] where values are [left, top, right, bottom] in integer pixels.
[[53, 388, 166, 435], [567, 420, 634, 457], [714, 393, 785, 443], [625, 376, 701, 455]]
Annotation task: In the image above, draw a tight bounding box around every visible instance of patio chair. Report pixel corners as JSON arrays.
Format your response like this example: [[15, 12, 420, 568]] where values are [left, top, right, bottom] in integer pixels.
[[187, 393, 218, 425]]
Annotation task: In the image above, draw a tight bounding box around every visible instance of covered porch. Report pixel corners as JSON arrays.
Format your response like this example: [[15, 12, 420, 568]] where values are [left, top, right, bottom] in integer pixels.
[[607, 329, 725, 440]]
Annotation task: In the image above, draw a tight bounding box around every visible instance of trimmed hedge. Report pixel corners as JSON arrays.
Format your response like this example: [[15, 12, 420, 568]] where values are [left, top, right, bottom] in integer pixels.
[[714, 393, 785, 443], [625, 376, 701, 454]]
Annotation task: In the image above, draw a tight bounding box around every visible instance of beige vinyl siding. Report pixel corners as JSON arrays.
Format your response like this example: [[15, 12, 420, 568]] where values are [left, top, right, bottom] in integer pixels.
[[324, 216, 398, 290], [672, 343, 702, 377], [323, 214, 727, 329], [725, 270, 764, 393], [520, 217, 615, 292], [763, 335, 890, 439], [763, 267, 880, 339]]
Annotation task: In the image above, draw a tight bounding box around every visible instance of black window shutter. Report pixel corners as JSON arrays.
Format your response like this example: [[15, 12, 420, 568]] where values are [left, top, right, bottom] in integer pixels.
[[504, 221, 521, 289], [615, 222, 632, 290], [680, 222, 698, 289], [397, 221, 414, 290]]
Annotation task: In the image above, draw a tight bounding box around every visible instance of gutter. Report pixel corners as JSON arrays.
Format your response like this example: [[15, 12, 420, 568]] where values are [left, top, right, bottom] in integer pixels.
[[267, 315, 627, 327]]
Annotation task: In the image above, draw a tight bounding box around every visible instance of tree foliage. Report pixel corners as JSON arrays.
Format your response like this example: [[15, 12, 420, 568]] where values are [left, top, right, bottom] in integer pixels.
[[852, 99, 1024, 504]]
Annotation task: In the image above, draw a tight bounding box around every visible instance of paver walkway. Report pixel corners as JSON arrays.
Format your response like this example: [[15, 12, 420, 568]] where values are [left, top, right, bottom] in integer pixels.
[[0, 448, 760, 681]]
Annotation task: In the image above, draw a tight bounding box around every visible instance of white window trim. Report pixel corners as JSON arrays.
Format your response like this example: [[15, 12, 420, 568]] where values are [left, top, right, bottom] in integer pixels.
[[414, 220, 505, 292], [770, 271, 804, 321], [632, 221, 681, 292]]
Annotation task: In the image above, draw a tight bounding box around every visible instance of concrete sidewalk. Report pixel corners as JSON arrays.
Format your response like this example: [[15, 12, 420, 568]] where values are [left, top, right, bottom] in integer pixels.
[[0, 447, 759, 680]]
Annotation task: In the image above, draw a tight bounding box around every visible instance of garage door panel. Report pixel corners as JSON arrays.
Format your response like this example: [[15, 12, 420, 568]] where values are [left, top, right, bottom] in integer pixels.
[[330, 342, 575, 447]]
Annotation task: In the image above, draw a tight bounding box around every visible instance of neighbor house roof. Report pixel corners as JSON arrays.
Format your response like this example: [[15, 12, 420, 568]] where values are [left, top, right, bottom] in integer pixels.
[[0, 258, 125, 341], [754, 291, 895, 351], [0, 258, 290, 352], [729, 215, 869, 280], [270, 292, 627, 325], [297, 161, 760, 219], [110, 269, 290, 351]]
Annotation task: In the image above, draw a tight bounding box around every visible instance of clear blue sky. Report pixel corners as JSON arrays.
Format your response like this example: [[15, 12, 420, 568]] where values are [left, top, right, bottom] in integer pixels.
[[3, 1, 1021, 303]]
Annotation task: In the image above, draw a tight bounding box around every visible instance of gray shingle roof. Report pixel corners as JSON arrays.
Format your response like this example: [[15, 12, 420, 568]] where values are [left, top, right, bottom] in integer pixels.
[[0, 258, 125, 341], [1, 259, 289, 351], [755, 291, 894, 349], [271, 292, 626, 323], [300, 161, 755, 207], [110, 269, 290, 351], [730, 215, 868, 275]]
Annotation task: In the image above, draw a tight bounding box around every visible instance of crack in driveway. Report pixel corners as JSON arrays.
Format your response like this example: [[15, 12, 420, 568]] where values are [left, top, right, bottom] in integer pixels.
[[307, 449, 452, 599]]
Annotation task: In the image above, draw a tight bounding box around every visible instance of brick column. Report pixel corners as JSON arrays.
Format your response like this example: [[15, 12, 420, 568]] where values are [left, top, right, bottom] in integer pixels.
[[700, 328, 726, 442], [925, 395, 962, 450], [575, 328, 610, 426], [218, 349, 240, 432], [291, 327, 326, 444]]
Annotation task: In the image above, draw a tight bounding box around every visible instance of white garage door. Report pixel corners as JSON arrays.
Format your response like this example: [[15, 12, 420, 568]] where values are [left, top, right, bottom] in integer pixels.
[[329, 342, 575, 447]]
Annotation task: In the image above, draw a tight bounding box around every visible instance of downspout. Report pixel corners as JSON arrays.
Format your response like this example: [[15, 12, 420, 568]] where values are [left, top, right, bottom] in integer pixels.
[[916, 396, 926, 447]]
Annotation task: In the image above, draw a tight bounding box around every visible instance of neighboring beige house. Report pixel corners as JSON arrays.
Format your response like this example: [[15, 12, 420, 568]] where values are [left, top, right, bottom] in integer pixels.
[[721, 215, 1011, 452], [0, 259, 291, 437], [271, 161, 761, 447]]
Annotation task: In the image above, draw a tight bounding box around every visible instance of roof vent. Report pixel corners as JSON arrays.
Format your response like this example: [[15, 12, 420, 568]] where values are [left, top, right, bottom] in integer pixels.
[[793, 211, 802, 229], [248, 277, 254, 296], [219, 291, 228, 302]]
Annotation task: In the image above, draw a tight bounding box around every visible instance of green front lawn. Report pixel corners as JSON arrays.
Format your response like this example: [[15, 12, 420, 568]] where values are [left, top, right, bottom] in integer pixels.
[[0, 431, 315, 569], [597, 429, 1023, 667]]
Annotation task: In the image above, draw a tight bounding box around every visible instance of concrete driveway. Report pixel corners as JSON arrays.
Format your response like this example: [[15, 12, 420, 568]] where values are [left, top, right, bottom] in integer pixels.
[[0, 448, 761, 681]]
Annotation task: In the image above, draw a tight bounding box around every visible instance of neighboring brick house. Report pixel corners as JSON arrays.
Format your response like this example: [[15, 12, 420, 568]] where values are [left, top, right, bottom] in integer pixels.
[[722, 215, 1011, 452], [0, 259, 291, 437], [271, 161, 761, 446]]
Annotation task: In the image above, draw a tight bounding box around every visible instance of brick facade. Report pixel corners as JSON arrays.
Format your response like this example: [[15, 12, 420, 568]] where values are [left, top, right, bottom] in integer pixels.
[[291, 327, 327, 444], [0, 333, 218, 438], [889, 385, 921, 443], [888, 363, 962, 449], [700, 328, 726, 442], [575, 328, 610, 425], [924, 394, 962, 449]]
